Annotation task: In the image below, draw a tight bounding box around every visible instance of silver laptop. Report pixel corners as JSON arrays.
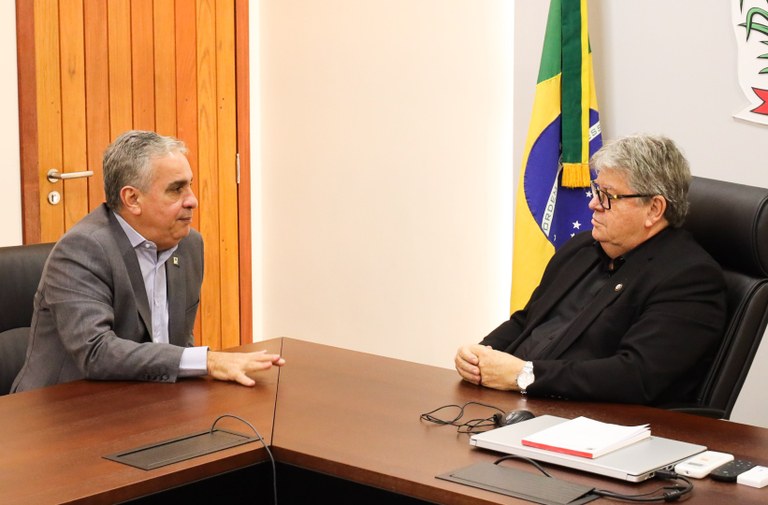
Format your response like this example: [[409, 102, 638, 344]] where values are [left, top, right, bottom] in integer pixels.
[[469, 415, 706, 482]]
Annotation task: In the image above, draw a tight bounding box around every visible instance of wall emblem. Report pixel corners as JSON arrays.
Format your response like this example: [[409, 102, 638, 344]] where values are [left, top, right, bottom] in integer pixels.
[[733, 0, 768, 125]]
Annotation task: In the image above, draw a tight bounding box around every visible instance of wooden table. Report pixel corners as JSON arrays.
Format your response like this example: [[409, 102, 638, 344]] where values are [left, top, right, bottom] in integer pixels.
[[0, 339, 282, 504], [1, 337, 766, 504]]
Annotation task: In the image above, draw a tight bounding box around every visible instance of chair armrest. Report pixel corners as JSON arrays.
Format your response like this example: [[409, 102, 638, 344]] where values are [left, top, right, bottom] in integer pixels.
[[667, 406, 727, 419]]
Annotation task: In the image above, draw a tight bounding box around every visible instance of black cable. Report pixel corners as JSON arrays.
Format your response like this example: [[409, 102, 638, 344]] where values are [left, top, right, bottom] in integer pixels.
[[493, 454, 693, 503], [210, 414, 278, 505], [457, 417, 498, 434], [420, 401, 505, 434], [592, 471, 694, 503], [493, 454, 552, 478]]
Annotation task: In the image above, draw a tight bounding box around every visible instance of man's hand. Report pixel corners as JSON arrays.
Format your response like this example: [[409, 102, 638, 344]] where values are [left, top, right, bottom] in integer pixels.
[[475, 347, 525, 390], [207, 350, 285, 386], [455, 344, 526, 391], [455, 344, 487, 385]]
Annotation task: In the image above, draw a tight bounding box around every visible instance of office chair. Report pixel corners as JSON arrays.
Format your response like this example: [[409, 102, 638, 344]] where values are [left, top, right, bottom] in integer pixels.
[[673, 176, 768, 419], [0, 242, 54, 395]]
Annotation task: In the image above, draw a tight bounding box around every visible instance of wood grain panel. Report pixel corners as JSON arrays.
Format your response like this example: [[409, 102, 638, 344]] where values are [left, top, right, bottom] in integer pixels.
[[154, 0, 177, 137], [131, 0, 155, 131], [175, 1, 203, 345], [35, 0, 64, 242], [197, 0, 223, 350], [107, 0, 133, 136], [19, 0, 248, 351], [58, 0, 89, 229], [216, 0, 240, 348], [17, 0, 41, 242], [83, 0, 110, 210], [235, 0, 252, 344]]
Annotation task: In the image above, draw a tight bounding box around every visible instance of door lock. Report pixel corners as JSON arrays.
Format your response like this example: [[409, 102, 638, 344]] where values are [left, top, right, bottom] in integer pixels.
[[47, 191, 61, 205]]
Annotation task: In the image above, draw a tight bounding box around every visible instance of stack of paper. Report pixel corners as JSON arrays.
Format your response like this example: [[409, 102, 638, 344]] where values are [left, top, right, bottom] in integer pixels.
[[521, 416, 650, 459]]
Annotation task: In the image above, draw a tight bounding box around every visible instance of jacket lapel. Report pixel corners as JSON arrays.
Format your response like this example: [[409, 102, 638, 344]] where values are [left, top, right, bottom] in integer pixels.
[[543, 242, 657, 359], [528, 246, 602, 328], [108, 210, 153, 338], [503, 245, 601, 354]]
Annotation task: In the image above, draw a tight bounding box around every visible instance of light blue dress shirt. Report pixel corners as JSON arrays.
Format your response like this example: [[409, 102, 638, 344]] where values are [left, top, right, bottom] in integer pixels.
[[114, 212, 207, 376]]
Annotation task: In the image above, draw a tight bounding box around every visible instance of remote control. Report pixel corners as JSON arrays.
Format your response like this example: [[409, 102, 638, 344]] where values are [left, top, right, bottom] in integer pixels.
[[674, 451, 734, 479], [737, 465, 768, 488], [710, 459, 757, 482]]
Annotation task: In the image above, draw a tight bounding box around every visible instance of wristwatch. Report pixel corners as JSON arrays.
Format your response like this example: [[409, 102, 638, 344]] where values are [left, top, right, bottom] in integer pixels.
[[517, 361, 535, 394]]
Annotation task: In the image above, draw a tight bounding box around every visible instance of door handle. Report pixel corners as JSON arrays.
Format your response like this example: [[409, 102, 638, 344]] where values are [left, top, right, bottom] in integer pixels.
[[47, 168, 94, 183]]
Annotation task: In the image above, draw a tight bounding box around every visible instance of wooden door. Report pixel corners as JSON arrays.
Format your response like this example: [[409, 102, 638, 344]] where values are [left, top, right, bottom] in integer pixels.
[[16, 0, 253, 349]]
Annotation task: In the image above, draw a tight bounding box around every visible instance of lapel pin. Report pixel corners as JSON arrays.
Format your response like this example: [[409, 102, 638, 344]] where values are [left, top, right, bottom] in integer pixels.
[[614, 283, 624, 292], [172, 256, 180, 267]]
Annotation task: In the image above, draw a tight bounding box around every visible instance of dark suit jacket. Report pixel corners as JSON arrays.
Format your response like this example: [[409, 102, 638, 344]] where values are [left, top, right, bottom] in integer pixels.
[[12, 204, 203, 392], [481, 228, 726, 405]]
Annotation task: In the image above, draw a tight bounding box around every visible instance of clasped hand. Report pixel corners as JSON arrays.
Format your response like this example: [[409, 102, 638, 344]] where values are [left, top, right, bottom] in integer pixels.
[[454, 344, 525, 391]]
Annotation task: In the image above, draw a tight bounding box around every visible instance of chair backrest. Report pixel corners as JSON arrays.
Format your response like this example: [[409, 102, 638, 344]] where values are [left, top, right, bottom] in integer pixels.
[[680, 176, 768, 419], [0, 242, 54, 395]]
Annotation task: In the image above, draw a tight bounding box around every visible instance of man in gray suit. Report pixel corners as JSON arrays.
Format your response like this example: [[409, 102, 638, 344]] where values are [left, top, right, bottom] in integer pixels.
[[12, 130, 284, 392]]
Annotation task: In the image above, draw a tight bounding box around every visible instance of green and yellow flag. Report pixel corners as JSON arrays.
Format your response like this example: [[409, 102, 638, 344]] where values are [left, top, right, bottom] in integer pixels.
[[510, 0, 602, 312]]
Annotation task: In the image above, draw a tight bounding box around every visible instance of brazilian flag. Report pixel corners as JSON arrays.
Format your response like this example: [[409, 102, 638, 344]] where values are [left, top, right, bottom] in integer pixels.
[[510, 0, 603, 313]]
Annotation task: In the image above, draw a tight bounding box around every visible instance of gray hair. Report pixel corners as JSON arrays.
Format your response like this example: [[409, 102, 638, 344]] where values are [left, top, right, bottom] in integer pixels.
[[590, 134, 691, 227], [103, 130, 188, 210]]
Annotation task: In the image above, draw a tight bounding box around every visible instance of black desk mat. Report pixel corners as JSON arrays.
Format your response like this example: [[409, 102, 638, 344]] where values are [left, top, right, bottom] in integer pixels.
[[438, 462, 598, 505], [104, 429, 258, 470]]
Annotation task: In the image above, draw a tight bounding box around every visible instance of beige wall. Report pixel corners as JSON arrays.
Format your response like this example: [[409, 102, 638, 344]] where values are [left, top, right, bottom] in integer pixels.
[[255, 1, 516, 368], [0, 2, 21, 247]]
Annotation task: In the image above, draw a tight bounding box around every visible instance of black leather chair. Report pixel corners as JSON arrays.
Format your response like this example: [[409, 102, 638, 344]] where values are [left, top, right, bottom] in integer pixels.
[[674, 176, 768, 419], [0, 242, 54, 395]]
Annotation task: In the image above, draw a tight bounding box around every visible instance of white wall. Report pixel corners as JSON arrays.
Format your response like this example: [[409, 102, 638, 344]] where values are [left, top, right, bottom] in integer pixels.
[[0, 2, 22, 247], [257, 0, 515, 368]]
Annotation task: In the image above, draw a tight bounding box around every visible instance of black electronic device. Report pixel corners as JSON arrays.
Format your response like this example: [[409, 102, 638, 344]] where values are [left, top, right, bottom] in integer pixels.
[[493, 409, 535, 427], [710, 459, 757, 482]]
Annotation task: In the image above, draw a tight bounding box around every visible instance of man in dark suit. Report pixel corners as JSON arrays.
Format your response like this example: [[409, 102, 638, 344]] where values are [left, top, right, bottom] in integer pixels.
[[455, 134, 726, 405], [13, 130, 284, 392]]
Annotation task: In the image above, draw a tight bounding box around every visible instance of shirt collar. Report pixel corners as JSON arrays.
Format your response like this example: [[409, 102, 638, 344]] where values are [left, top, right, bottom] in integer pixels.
[[113, 211, 179, 257], [113, 211, 146, 248], [592, 227, 671, 273], [592, 242, 625, 273]]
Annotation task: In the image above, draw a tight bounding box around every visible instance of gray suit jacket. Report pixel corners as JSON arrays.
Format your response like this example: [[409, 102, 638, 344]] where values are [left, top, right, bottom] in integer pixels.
[[12, 204, 203, 392]]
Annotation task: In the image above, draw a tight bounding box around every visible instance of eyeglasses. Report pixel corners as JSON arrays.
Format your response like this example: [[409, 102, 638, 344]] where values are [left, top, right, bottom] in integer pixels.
[[590, 181, 654, 210]]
